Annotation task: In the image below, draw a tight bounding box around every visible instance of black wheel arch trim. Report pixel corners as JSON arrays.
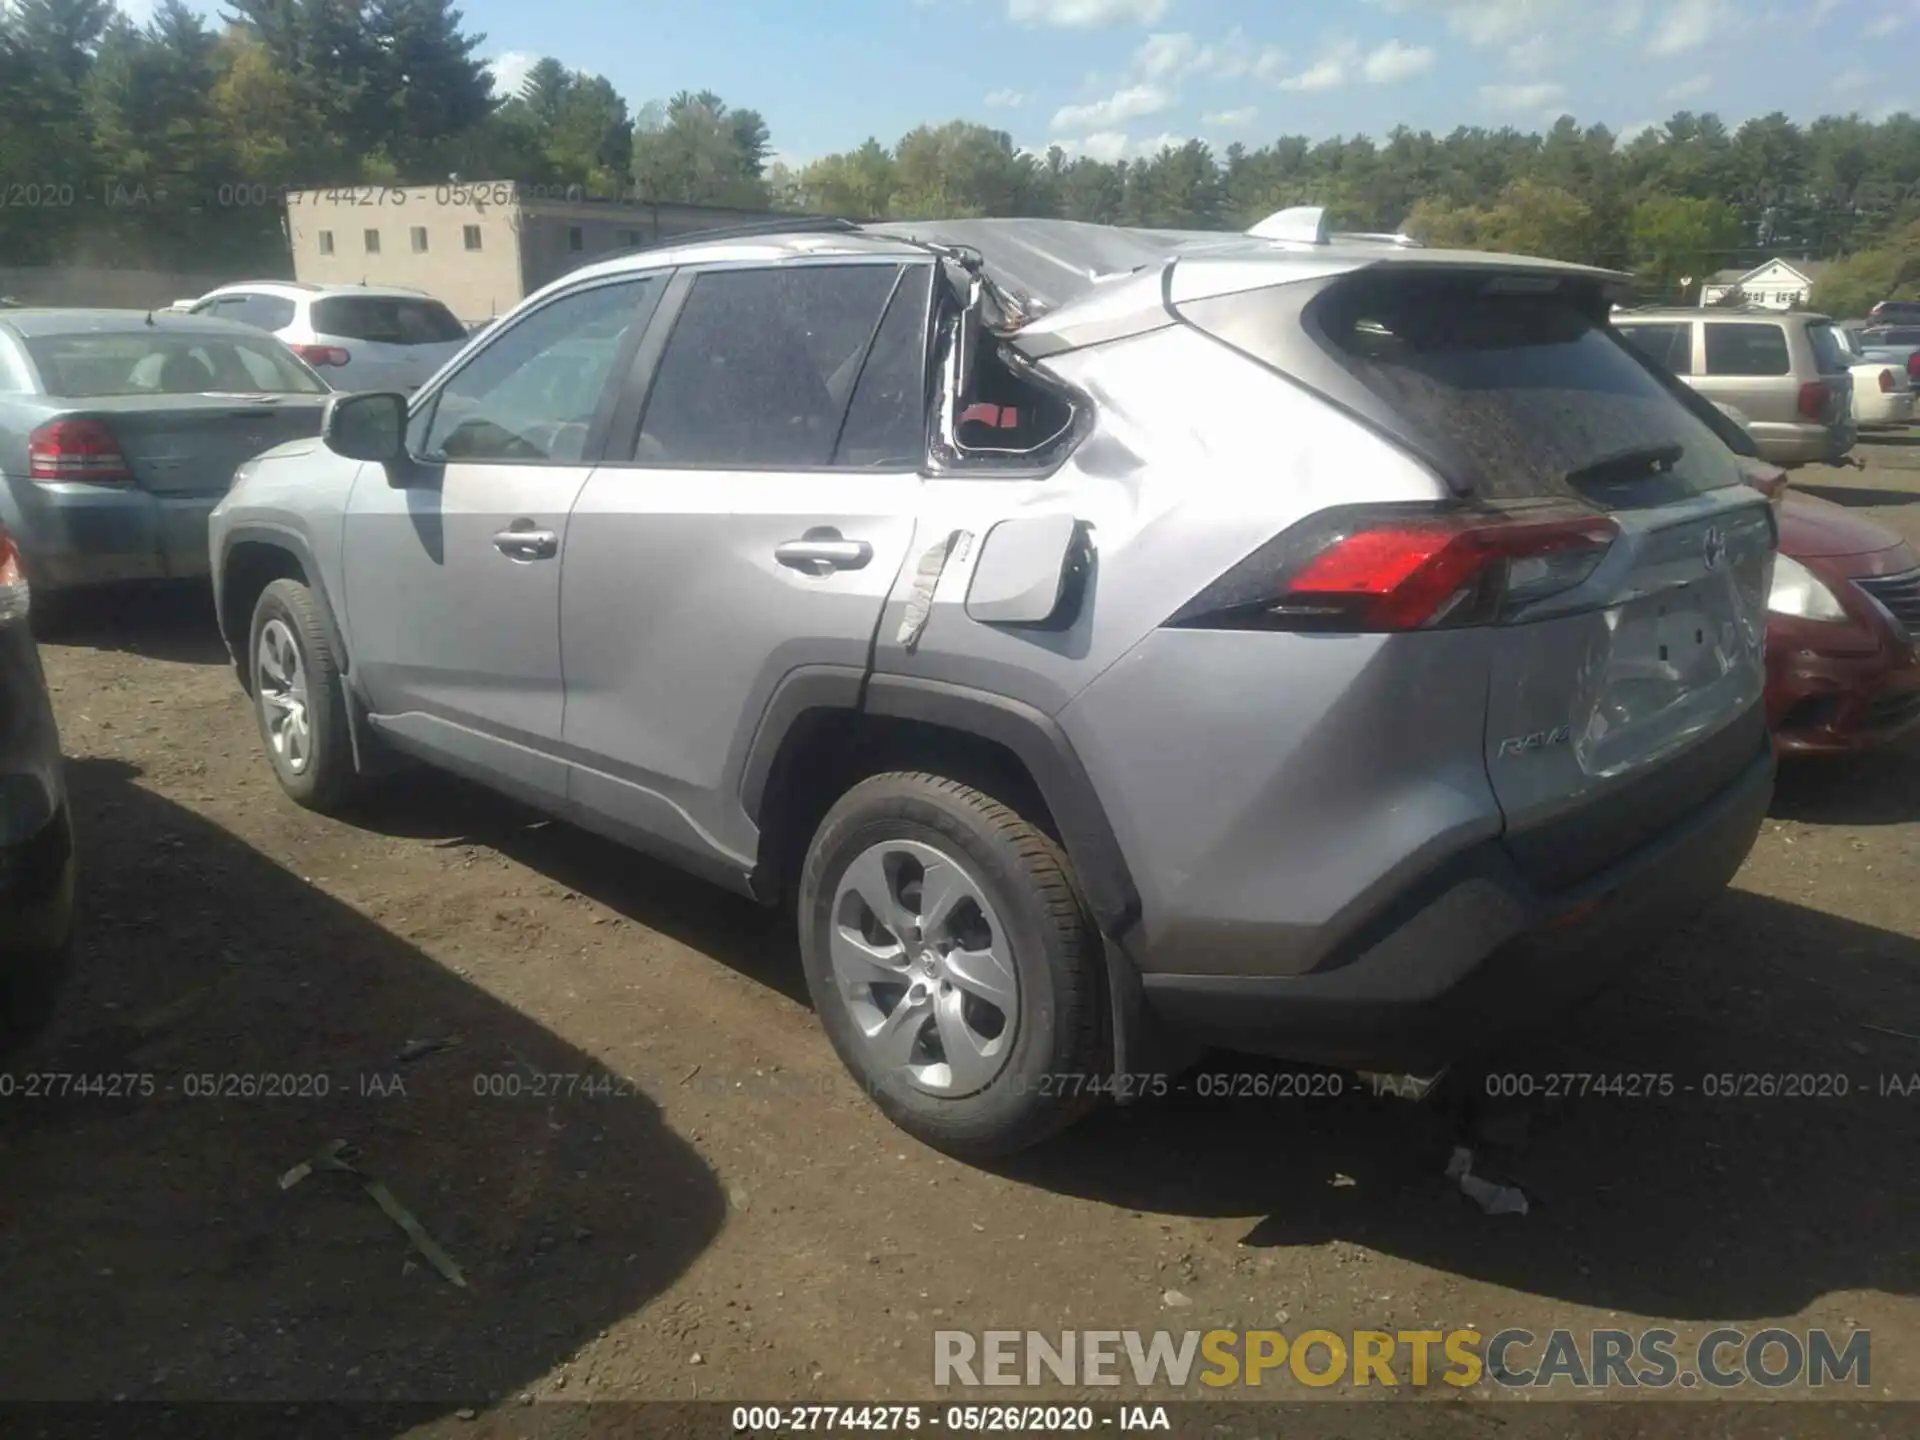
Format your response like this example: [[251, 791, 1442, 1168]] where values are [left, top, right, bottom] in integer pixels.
[[857, 674, 1142, 941], [214, 521, 368, 773]]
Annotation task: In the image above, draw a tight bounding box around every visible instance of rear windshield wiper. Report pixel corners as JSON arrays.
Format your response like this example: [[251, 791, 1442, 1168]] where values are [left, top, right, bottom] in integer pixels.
[[1564, 442, 1684, 491]]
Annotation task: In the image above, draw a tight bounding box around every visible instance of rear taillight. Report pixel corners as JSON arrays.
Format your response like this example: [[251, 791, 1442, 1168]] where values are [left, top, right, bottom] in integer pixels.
[[0, 526, 27, 625], [1168, 504, 1620, 633], [1797, 381, 1831, 421], [1908, 353, 1920, 383], [1881, 369, 1898, 394], [28, 418, 131, 483], [292, 344, 351, 367]]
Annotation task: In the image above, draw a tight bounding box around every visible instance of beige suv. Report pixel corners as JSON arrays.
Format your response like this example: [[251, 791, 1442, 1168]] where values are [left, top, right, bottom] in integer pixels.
[[1613, 308, 1857, 468]]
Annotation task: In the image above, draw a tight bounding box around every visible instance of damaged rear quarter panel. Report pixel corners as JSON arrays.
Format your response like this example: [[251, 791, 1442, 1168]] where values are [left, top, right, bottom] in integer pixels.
[[871, 322, 1452, 717]]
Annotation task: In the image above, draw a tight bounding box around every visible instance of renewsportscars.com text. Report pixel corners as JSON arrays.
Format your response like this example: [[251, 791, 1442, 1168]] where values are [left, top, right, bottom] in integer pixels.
[[933, 1327, 1871, 1390]]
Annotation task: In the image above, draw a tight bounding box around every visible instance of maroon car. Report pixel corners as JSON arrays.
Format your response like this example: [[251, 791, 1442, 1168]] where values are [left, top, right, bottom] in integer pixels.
[[1767, 491, 1920, 755]]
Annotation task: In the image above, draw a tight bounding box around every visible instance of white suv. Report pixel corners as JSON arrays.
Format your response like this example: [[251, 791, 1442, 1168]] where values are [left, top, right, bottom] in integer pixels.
[[180, 282, 470, 394]]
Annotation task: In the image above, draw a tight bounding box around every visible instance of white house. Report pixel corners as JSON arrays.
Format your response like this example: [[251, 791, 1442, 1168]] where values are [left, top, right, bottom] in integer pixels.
[[1699, 257, 1831, 309]]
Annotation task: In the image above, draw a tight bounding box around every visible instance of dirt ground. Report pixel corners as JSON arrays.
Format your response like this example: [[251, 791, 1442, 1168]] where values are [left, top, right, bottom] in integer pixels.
[[4, 436, 1919, 1431]]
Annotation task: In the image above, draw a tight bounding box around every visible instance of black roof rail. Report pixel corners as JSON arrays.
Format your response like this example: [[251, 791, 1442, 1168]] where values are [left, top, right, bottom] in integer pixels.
[[572, 215, 864, 269]]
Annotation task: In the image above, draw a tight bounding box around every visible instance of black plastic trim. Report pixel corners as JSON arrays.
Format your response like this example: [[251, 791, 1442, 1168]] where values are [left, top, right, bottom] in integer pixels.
[[860, 674, 1141, 940], [213, 521, 367, 772], [737, 665, 869, 821]]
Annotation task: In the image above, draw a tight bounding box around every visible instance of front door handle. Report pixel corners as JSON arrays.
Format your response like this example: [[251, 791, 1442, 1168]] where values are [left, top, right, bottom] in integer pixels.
[[775, 534, 873, 573], [493, 527, 558, 561]]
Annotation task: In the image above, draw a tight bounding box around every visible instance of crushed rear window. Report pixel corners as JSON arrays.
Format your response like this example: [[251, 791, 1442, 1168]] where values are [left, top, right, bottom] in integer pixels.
[[1310, 276, 1745, 506], [312, 296, 466, 345]]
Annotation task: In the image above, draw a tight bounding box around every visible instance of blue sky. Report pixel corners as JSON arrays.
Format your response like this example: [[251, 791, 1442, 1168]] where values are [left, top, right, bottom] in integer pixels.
[[157, 0, 1918, 166]]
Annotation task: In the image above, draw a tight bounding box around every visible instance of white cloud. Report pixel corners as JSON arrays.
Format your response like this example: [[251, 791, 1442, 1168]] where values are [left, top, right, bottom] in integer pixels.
[[1052, 130, 1192, 161], [1809, 0, 1843, 21], [1363, 39, 1436, 82], [1277, 57, 1347, 91], [984, 89, 1030, 107], [1666, 73, 1714, 100], [1506, 33, 1555, 69], [1059, 131, 1131, 161], [1616, 118, 1660, 144], [487, 51, 540, 98], [1052, 83, 1173, 130], [1833, 67, 1876, 91], [1647, 0, 1726, 56], [1203, 105, 1260, 127], [1008, 0, 1169, 28], [1273, 42, 1360, 92], [1479, 79, 1567, 111], [1132, 28, 1281, 81], [1866, 10, 1907, 37], [1134, 32, 1199, 78], [1420, 0, 1567, 47], [1134, 132, 1188, 155]]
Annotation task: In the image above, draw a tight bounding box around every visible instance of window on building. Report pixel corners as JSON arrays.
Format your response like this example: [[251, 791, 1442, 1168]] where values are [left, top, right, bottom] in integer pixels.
[[318, 230, 335, 256], [568, 226, 584, 252], [463, 225, 482, 251], [620, 229, 642, 246], [364, 228, 381, 254], [410, 226, 428, 253]]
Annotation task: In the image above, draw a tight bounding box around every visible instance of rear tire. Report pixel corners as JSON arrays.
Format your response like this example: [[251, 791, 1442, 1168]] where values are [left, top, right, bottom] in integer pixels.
[[798, 772, 1106, 1159], [248, 579, 355, 813]]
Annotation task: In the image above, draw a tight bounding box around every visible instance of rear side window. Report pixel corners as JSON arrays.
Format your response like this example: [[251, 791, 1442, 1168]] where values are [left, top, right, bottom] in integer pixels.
[[1874, 326, 1920, 346], [1806, 322, 1850, 374], [313, 296, 467, 345], [1704, 323, 1791, 377], [834, 265, 933, 467], [632, 263, 904, 468], [1299, 276, 1745, 504], [1614, 322, 1693, 375]]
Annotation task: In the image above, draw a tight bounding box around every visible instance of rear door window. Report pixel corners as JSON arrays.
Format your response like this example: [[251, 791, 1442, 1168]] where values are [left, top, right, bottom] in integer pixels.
[[631, 263, 904, 468], [313, 296, 467, 346], [1614, 322, 1693, 375], [1704, 323, 1791, 377]]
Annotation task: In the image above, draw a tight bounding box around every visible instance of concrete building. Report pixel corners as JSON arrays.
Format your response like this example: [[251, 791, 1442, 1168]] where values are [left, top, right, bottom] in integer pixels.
[[284, 184, 794, 322]]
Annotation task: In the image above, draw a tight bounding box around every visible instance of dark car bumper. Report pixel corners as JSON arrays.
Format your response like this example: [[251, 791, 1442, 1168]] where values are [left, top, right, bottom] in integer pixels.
[[1139, 744, 1774, 1073], [1766, 585, 1920, 757]]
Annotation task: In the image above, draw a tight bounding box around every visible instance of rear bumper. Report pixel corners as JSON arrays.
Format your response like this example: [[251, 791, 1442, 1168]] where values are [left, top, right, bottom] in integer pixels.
[[1751, 422, 1855, 468], [1139, 747, 1774, 1072], [1856, 391, 1915, 428], [2, 480, 219, 593]]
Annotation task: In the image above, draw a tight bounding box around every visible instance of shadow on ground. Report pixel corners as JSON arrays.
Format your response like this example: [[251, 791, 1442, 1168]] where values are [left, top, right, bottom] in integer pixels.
[[345, 770, 808, 1008], [33, 581, 230, 667], [1771, 743, 1920, 825], [993, 885, 1920, 1322], [317, 762, 1920, 1326], [280, 750, 1920, 1328], [0, 757, 725, 1405]]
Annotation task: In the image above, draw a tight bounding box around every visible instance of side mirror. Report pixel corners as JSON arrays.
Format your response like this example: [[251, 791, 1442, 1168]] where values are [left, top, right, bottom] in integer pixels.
[[323, 391, 408, 464]]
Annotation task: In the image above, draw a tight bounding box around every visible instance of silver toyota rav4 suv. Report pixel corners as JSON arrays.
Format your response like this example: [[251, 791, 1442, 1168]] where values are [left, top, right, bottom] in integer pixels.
[[210, 211, 1779, 1157]]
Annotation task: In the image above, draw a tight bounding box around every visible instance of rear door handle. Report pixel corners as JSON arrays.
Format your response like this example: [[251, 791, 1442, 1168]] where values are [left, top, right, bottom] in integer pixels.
[[493, 528, 558, 561], [775, 536, 873, 572]]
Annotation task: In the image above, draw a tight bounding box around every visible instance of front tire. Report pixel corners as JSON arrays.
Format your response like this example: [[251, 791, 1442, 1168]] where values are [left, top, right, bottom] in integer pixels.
[[797, 772, 1106, 1159], [248, 579, 355, 813]]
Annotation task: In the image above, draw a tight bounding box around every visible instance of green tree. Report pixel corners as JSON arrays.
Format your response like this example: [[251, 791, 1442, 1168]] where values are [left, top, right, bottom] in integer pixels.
[[630, 90, 770, 206], [1629, 194, 1746, 299]]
